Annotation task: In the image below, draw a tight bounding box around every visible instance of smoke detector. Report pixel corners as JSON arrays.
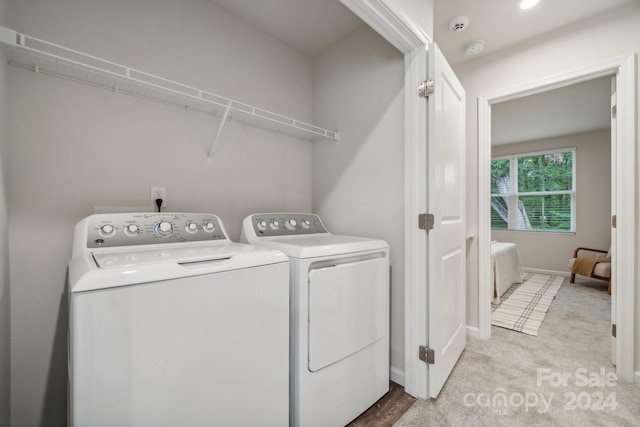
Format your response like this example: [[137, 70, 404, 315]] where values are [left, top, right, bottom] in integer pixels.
[[449, 16, 469, 32], [464, 40, 485, 55]]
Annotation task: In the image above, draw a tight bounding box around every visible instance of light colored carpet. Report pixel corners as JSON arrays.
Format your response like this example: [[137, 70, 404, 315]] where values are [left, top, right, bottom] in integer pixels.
[[394, 278, 640, 427], [491, 273, 564, 336]]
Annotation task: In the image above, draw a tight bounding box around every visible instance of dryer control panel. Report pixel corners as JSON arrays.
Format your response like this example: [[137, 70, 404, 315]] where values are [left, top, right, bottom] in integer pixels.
[[85, 213, 227, 248], [248, 213, 328, 237]]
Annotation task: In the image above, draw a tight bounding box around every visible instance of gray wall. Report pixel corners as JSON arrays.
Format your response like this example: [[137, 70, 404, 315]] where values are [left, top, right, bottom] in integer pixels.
[[0, 0, 11, 424], [455, 2, 640, 370], [6, 1, 315, 425], [492, 130, 611, 272], [312, 25, 405, 382]]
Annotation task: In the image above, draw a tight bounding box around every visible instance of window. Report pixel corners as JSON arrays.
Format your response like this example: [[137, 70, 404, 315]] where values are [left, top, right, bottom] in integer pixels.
[[491, 149, 575, 232]]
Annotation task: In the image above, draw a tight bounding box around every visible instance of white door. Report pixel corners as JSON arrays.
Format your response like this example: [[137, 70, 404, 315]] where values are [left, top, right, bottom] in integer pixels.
[[427, 43, 467, 398]]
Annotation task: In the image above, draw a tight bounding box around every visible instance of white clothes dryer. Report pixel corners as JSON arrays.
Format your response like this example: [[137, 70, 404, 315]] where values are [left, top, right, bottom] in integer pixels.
[[241, 213, 390, 427], [68, 212, 289, 427]]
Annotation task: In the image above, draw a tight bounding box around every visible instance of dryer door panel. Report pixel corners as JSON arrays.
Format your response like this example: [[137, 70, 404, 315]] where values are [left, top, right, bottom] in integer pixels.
[[308, 257, 388, 372]]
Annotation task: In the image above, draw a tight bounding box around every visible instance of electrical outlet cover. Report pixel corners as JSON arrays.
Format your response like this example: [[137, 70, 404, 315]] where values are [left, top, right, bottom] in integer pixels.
[[150, 186, 167, 209]]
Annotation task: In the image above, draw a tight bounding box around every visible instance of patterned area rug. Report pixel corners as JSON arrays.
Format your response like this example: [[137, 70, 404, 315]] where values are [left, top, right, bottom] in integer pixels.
[[491, 273, 565, 336]]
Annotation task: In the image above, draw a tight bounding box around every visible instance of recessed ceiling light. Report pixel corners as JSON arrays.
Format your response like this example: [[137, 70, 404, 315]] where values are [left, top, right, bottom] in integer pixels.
[[519, 0, 540, 10]]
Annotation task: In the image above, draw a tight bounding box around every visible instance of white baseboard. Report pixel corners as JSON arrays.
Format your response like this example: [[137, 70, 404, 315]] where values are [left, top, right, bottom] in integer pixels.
[[466, 325, 479, 338], [525, 267, 570, 277], [390, 366, 405, 386]]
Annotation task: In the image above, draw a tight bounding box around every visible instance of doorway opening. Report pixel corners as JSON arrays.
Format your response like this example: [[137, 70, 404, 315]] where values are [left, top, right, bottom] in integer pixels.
[[476, 54, 636, 382], [489, 76, 612, 365]]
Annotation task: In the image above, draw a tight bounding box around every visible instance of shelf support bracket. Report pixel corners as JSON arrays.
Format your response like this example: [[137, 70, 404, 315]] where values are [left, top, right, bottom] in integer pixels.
[[207, 101, 232, 164]]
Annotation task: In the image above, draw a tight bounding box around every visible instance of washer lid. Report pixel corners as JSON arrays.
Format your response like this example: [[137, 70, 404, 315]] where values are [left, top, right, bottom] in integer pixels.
[[251, 234, 388, 258], [69, 242, 288, 293], [92, 242, 265, 268]]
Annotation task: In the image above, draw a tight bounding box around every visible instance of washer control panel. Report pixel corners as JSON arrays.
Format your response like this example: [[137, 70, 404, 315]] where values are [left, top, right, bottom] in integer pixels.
[[249, 213, 327, 237], [86, 213, 227, 248]]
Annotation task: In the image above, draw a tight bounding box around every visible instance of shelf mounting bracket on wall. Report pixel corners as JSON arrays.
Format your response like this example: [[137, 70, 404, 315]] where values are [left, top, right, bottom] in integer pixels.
[[207, 101, 232, 164], [0, 25, 340, 163]]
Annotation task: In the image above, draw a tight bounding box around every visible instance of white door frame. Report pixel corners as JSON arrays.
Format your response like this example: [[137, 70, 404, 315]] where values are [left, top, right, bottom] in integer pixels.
[[339, 0, 436, 398], [477, 54, 637, 383]]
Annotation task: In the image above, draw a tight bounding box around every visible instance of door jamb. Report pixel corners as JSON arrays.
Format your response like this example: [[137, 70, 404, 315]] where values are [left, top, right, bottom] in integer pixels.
[[477, 54, 637, 383], [403, 46, 429, 398]]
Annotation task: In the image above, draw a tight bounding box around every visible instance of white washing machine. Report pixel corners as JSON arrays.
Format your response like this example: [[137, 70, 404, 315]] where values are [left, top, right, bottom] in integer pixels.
[[241, 213, 390, 427], [68, 212, 290, 427]]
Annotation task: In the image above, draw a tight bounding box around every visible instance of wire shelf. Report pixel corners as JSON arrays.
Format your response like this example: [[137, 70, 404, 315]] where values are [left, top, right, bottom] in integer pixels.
[[2, 27, 339, 161]]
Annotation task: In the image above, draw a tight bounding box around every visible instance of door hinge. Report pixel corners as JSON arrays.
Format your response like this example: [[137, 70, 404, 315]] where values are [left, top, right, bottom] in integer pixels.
[[418, 213, 434, 231], [612, 324, 617, 338], [418, 80, 434, 98], [612, 214, 617, 228], [419, 345, 435, 364], [612, 104, 617, 119]]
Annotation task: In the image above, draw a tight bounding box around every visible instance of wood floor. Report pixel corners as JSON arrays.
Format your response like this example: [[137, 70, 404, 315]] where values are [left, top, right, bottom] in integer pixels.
[[347, 382, 416, 427]]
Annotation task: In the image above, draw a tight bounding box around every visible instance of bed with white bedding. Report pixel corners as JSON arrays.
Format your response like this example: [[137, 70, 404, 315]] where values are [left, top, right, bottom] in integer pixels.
[[491, 241, 525, 305]]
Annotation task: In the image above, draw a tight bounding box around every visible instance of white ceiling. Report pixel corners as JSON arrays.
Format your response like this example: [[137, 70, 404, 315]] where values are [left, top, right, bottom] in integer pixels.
[[210, 0, 363, 56], [210, 0, 625, 144], [210, 0, 634, 63], [433, 1, 626, 146], [434, 0, 634, 67], [491, 77, 612, 146]]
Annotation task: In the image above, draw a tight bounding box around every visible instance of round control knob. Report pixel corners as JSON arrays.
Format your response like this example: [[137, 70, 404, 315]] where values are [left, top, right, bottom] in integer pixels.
[[285, 219, 297, 231], [257, 220, 268, 231], [186, 223, 198, 233], [100, 224, 115, 236], [155, 221, 173, 237], [126, 224, 140, 235], [301, 219, 311, 229], [203, 222, 216, 232], [270, 220, 280, 230]]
